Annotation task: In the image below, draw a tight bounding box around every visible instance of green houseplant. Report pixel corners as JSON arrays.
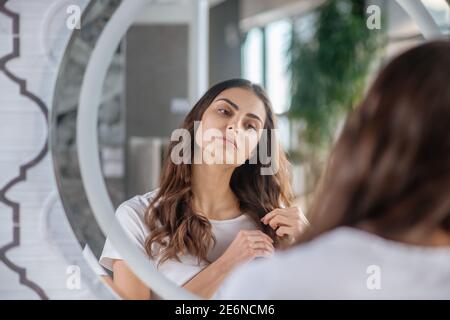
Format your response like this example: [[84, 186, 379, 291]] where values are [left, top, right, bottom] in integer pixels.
[[287, 0, 387, 200]]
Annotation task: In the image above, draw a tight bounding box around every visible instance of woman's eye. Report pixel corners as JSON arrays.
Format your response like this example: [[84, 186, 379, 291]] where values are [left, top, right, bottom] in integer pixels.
[[246, 124, 257, 131], [218, 108, 230, 116]]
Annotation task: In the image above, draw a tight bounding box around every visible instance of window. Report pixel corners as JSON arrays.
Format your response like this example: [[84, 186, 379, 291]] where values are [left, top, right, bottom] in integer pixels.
[[241, 28, 264, 85], [265, 19, 292, 115], [241, 19, 293, 150], [421, 0, 450, 35]]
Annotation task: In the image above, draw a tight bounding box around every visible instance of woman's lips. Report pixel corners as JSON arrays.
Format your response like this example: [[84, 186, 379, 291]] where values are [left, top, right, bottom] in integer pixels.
[[215, 136, 237, 149]]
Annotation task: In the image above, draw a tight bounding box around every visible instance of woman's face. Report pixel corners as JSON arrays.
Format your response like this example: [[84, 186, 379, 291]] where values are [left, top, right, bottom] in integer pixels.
[[195, 87, 267, 166]]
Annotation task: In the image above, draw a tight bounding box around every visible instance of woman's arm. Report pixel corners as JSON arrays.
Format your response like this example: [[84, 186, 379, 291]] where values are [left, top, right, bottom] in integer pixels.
[[105, 258, 230, 300], [103, 229, 273, 300], [183, 230, 274, 299], [104, 258, 227, 300], [182, 256, 235, 299], [108, 260, 151, 300], [104, 258, 231, 300]]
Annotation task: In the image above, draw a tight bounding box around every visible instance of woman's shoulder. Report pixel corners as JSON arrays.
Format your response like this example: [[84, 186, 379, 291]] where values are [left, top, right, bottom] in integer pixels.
[[99, 190, 160, 271], [115, 188, 160, 224], [237, 226, 450, 278]]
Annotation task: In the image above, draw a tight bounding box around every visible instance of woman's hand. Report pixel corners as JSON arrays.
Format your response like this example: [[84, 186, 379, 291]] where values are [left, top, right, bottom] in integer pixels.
[[216, 230, 274, 269], [261, 207, 309, 245], [183, 230, 274, 299]]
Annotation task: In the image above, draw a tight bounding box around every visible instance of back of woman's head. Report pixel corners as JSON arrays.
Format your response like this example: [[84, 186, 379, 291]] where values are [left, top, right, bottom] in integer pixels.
[[304, 40, 450, 243]]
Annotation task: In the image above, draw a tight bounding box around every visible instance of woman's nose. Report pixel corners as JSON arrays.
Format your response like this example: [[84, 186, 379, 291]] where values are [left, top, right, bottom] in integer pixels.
[[227, 119, 241, 131], [227, 124, 241, 134]]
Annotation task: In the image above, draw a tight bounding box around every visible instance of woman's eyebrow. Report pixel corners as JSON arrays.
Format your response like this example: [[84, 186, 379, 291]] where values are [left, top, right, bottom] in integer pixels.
[[217, 98, 240, 110], [216, 98, 263, 124]]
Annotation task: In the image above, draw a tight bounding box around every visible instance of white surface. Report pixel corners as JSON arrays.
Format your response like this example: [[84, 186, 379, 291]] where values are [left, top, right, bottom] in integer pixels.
[[0, 0, 113, 299]]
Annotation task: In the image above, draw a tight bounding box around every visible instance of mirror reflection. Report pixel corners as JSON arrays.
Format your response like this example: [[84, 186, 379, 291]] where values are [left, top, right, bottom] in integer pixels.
[[51, 0, 450, 300]]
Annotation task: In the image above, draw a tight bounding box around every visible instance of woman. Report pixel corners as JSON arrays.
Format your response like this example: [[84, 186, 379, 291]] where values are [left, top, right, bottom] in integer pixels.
[[99, 79, 306, 299], [217, 40, 450, 299]]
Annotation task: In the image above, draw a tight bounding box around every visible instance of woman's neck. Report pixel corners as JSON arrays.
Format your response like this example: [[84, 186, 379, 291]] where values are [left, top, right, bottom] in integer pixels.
[[417, 228, 450, 247], [191, 164, 240, 220]]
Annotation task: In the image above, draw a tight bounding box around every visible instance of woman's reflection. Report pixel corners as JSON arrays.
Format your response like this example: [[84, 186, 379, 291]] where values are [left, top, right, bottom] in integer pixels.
[[98, 79, 307, 299]]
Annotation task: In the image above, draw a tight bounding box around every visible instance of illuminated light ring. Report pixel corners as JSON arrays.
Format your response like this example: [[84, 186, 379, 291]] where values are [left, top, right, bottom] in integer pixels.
[[77, 0, 197, 300]]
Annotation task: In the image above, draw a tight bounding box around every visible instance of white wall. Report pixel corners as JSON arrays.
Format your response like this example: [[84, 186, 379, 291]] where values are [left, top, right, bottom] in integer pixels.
[[0, 0, 114, 299]]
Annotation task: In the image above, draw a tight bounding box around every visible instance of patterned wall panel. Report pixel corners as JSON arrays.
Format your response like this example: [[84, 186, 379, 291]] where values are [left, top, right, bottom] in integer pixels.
[[0, 0, 114, 299]]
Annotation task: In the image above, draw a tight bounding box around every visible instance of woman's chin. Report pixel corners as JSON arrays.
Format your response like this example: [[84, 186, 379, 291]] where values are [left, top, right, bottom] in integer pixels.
[[200, 143, 245, 166]]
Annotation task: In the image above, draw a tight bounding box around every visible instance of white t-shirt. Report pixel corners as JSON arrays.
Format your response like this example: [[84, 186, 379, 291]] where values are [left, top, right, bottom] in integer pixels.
[[215, 226, 450, 299], [99, 190, 258, 289]]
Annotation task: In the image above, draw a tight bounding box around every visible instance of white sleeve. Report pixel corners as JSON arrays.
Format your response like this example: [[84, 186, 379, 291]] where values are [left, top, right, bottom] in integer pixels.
[[99, 203, 149, 271], [82, 245, 108, 276]]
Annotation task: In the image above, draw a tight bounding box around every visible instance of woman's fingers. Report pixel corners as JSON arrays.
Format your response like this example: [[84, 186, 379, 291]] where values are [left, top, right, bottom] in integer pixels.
[[249, 241, 274, 252], [261, 207, 310, 240], [260, 209, 281, 225], [263, 207, 304, 221], [268, 214, 291, 230], [247, 235, 274, 249], [276, 226, 295, 237], [252, 249, 273, 258], [261, 208, 289, 225], [245, 230, 274, 243]]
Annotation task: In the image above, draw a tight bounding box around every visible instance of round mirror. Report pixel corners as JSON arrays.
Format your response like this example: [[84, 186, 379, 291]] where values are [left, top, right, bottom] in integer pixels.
[[50, 0, 448, 300]]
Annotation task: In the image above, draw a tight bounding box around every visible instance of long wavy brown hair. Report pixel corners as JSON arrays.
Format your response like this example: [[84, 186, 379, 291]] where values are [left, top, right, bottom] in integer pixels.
[[144, 79, 293, 265], [299, 40, 450, 244]]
